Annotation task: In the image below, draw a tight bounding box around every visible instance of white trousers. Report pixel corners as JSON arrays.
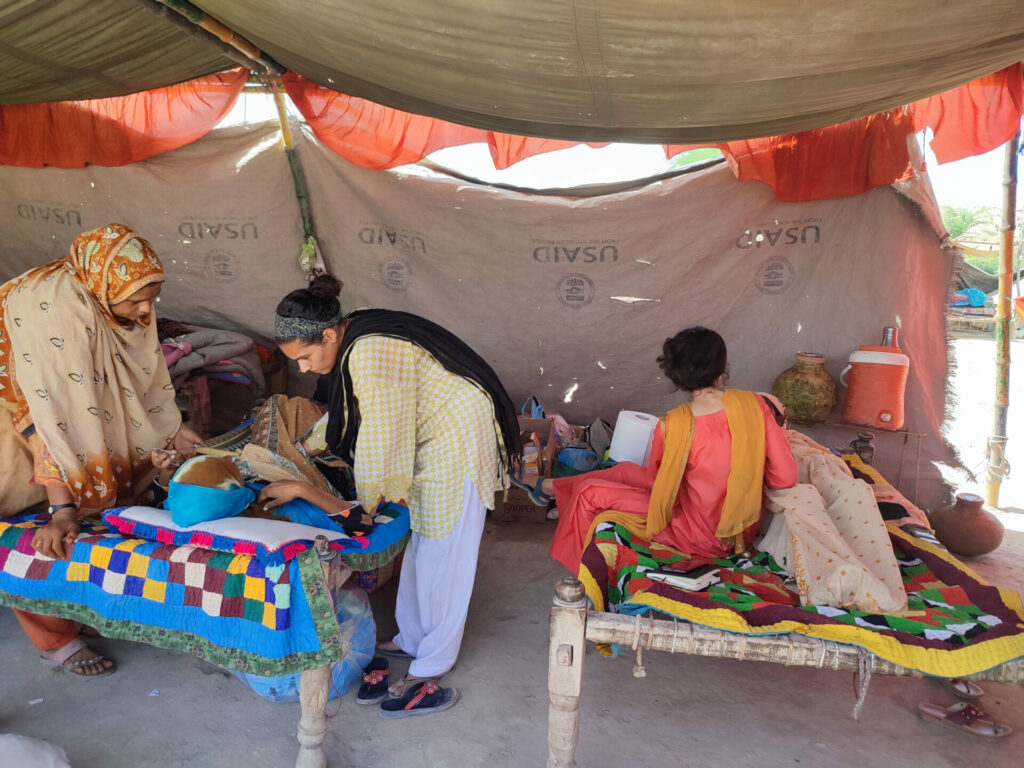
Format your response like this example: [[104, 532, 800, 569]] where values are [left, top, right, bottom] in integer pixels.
[[393, 477, 487, 678]]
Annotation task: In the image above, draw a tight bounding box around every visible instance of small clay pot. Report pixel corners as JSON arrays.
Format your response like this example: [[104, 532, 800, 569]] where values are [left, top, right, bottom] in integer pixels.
[[771, 352, 838, 426], [930, 492, 1004, 557]]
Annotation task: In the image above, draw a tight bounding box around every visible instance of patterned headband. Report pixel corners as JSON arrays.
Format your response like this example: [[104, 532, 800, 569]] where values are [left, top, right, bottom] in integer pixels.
[[274, 314, 342, 339]]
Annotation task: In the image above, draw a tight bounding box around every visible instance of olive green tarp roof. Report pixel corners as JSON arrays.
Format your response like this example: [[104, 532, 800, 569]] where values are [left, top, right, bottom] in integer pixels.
[[3, 0, 1024, 142]]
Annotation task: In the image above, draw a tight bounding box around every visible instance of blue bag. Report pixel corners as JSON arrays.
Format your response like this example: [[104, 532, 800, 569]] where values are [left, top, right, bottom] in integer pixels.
[[556, 446, 599, 473], [229, 583, 375, 702]]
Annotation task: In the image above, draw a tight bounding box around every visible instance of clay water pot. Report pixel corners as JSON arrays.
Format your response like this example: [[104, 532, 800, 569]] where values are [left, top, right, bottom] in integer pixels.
[[930, 492, 1004, 557], [771, 352, 838, 426]]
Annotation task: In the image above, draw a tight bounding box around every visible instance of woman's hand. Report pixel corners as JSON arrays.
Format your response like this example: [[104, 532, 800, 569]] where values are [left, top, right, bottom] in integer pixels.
[[258, 480, 312, 510], [150, 449, 179, 471], [32, 508, 80, 561], [172, 425, 205, 458]]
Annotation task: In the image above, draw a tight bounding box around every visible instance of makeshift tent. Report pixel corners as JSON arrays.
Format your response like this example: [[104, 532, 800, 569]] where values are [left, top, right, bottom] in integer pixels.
[[2, 5, 1023, 766], [0, 120, 956, 510], [2, 0, 1018, 586]]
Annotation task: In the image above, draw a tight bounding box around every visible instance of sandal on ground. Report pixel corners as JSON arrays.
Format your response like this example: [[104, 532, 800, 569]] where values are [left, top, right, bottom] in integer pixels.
[[386, 667, 456, 698], [40, 638, 116, 678], [379, 681, 459, 719], [355, 657, 390, 705], [510, 470, 553, 507], [933, 677, 984, 701], [375, 640, 413, 659], [918, 701, 1012, 739]]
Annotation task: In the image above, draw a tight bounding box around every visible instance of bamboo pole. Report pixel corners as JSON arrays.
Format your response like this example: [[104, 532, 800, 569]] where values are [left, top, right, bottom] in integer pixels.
[[156, 0, 285, 74], [985, 128, 1021, 507], [269, 77, 316, 244], [136, 0, 254, 70]]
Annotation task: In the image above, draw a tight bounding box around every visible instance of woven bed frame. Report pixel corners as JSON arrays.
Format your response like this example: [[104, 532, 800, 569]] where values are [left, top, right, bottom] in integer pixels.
[[546, 576, 1024, 768]]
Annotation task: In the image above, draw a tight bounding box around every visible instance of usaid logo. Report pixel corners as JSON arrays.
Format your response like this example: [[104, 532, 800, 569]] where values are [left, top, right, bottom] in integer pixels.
[[556, 273, 595, 308], [204, 250, 241, 281], [177, 220, 258, 240], [754, 257, 795, 294], [379, 260, 412, 291], [17, 204, 82, 227]]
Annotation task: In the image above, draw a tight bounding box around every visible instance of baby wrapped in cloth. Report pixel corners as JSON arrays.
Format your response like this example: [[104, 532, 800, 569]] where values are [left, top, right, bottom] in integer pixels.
[[165, 455, 374, 536]]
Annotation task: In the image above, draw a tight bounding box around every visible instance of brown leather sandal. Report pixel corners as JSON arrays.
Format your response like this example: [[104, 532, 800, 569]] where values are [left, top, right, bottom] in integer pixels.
[[918, 701, 1012, 738]]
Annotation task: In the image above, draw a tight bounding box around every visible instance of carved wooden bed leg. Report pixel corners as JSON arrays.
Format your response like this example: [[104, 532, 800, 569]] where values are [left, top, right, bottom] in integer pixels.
[[296, 663, 331, 768], [295, 536, 340, 768], [548, 576, 587, 768]]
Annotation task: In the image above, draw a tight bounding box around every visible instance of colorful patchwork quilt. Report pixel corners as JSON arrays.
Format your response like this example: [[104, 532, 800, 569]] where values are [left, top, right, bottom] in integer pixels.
[[0, 508, 403, 676], [579, 522, 1024, 678]]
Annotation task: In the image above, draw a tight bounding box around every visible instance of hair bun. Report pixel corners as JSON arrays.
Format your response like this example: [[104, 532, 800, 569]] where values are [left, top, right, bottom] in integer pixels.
[[307, 273, 342, 299]]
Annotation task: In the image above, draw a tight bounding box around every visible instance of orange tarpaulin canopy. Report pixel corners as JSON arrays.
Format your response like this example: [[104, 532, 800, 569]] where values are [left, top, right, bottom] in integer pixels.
[[0, 69, 247, 168], [286, 64, 1024, 202], [2, 63, 1021, 203]]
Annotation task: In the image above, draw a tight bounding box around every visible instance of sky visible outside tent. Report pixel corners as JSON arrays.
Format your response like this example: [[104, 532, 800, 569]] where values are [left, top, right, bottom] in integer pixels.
[[220, 92, 1007, 213]]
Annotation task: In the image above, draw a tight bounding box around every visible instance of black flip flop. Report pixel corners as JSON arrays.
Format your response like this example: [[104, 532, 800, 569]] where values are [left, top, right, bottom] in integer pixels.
[[375, 643, 413, 659], [355, 657, 389, 705], [379, 680, 459, 719]]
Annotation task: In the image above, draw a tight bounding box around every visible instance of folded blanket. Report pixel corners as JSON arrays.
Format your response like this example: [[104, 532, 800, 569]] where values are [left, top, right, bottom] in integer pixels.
[[166, 324, 265, 394], [579, 521, 1024, 678]]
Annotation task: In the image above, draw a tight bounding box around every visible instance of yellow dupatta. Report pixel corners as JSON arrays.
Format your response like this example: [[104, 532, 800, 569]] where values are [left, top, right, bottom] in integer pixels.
[[583, 390, 767, 554]]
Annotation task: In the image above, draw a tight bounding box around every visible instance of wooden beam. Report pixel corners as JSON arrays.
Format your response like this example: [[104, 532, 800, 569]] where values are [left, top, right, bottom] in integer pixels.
[[986, 127, 1021, 507]]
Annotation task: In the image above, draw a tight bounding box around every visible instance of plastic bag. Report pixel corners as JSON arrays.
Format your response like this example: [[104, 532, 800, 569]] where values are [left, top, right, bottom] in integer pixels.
[[585, 418, 614, 459], [229, 582, 376, 702], [556, 446, 599, 473]]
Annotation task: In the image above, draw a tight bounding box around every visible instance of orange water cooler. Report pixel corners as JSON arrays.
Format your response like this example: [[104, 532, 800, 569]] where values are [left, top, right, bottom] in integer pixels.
[[839, 328, 910, 430]]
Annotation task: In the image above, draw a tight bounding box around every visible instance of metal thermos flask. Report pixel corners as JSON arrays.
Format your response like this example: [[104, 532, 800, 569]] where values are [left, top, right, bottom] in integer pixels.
[[881, 326, 898, 348]]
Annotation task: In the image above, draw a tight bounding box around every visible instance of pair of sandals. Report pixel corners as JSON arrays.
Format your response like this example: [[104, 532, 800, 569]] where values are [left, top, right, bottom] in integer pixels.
[[356, 645, 458, 718], [918, 677, 1012, 739]]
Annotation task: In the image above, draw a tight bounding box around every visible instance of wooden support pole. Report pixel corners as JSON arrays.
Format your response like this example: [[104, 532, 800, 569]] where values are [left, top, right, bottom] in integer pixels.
[[136, 0, 254, 70], [547, 577, 587, 768], [268, 77, 316, 243], [986, 128, 1020, 507], [155, 0, 285, 74]]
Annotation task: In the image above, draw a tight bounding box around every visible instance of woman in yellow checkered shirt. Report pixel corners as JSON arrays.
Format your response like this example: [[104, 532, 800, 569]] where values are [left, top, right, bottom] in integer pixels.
[[262, 274, 520, 717]]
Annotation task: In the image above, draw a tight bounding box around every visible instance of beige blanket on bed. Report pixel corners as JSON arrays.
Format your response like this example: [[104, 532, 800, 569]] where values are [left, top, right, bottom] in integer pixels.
[[760, 432, 908, 613]]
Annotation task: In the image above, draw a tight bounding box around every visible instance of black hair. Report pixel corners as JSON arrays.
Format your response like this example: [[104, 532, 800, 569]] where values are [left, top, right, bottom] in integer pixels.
[[274, 273, 343, 344], [763, 396, 786, 426], [656, 326, 728, 392]]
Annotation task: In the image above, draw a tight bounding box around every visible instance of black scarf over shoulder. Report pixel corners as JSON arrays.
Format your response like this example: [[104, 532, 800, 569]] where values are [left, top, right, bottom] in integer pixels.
[[317, 309, 521, 472]]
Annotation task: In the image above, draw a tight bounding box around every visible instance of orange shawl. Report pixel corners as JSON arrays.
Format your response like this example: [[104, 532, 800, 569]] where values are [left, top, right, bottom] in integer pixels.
[[0, 224, 180, 510]]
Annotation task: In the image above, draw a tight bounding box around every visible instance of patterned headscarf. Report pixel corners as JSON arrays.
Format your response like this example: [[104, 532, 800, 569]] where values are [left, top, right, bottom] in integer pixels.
[[0, 224, 179, 510], [64, 223, 165, 325]]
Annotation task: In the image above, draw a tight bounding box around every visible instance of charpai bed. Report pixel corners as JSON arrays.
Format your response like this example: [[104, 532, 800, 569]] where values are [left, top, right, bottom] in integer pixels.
[[0, 501, 409, 768], [546, 507, 1024, 767]]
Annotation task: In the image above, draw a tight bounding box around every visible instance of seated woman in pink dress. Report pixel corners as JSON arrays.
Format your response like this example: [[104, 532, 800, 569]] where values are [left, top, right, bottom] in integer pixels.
[[545, 327, 798, 572]]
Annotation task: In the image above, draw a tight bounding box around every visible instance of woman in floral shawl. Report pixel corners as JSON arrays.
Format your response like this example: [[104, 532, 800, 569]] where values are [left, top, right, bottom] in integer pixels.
[[0, 223, 201, 676]]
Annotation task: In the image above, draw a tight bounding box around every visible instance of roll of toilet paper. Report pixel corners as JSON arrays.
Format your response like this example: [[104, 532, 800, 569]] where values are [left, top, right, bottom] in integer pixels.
[[608, 410, 659, 466]]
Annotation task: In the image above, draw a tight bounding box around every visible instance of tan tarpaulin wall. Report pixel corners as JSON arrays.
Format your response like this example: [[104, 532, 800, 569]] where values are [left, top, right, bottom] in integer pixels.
[[0, 125, 954, 507], [4, 1, 1024, 142]]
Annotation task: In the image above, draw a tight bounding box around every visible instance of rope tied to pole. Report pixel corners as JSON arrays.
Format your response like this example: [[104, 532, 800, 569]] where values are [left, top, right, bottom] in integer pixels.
[[851, 648, 875, 719]]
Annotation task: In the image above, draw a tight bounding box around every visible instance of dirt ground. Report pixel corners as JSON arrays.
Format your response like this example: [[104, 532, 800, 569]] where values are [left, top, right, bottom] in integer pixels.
[[2, 336, 1023, 768]]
